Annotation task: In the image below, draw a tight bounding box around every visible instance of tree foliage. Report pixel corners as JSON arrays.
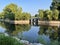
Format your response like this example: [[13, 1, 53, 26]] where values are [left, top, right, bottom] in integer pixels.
[[44, 10, 52, 20], [0, 12, 5, 19], [3, 3, 17, 20], [38, 10, 44, 20], [22, 12, 31, 20], [37, 0, 60, 21], [50, 0, 60, 20], [0, 3, 31, 20], [52, 9, 59, 20]]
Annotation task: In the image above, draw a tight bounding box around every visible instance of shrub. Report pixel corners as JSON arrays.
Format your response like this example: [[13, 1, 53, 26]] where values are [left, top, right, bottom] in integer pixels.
[[0, 34, 23, 45]]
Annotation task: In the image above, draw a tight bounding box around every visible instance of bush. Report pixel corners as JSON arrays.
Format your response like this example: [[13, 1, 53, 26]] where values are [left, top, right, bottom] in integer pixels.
[[0, 34, 23, 45]]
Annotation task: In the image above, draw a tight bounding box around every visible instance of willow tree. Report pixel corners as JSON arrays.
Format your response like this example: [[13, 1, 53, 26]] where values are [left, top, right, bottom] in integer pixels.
[[38, 10, 44, 20], [44, 10, 52, 20], [52, 9, 59, 20]]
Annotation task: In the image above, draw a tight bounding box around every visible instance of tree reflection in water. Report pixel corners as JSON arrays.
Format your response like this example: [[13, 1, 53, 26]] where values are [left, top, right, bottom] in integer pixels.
[[0, 22, 60, 45], [38, 25, 60, 45], [4, 23, 31, 36]]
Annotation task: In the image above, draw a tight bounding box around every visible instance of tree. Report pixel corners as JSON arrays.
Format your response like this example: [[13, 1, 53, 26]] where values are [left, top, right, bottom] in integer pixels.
[[3, 3, 18, 20], [50, 0, 60, 20], [52, 9, 59, 20], [38, 10, 44, 20], [22, 12, 31, 20], [44, 10, 52, 20], [0, 12, 5, 19], [15, 7, 23, 20], [50, 1, 58, 10], [3, 3, 31, 20], [35, 14, 38, 17]]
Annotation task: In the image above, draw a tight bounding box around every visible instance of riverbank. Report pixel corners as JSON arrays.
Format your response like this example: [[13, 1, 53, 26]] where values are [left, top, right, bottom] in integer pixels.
[[8, 20, 29, 24], [1, 33, 43, 45], [38, 21, 60, 26], [0, 19, 60, 26], [0, 19, 29, 24]]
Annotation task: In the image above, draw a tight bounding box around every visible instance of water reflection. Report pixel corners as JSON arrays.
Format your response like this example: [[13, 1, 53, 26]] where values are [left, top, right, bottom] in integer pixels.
[[0, 22, 6, 33], [0, 22, 60, 45], [0, 22, 39, 43], [38, 25, 60, 45], [4, 23, 31, 36]]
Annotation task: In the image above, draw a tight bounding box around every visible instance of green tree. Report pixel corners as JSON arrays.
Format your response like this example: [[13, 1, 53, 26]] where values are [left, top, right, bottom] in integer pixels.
[[35, 14, 38, 17], [3, 3, 31, 20], [22, 12, 31, 20], [0, 12, 5, 19], [50, 0, 60, 20], [44, 10, 52, 20], [15, 7, 23, 20], [3, 3, 18, 20], [38, 10, 44, 20], [52, 9, 59, 20]]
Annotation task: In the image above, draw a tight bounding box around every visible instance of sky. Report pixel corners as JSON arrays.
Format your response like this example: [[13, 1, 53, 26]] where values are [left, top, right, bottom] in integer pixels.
[[0, 0, 52, 16]]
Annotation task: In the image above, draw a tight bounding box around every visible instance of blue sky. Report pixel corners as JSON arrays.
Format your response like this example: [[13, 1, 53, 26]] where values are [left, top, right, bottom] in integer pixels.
[[0, 0, 52, 16]]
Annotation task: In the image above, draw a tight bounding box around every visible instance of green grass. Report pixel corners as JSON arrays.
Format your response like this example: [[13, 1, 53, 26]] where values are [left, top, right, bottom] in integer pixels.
[[0, 34, 23, 45]]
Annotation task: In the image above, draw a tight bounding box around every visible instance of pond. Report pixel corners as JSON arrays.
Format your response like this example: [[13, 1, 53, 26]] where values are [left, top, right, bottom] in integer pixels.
[[0, 22, 60, 45]]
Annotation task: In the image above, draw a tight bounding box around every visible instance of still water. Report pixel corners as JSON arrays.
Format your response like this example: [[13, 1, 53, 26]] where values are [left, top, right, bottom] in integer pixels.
[[0, 22, 60, 45]]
